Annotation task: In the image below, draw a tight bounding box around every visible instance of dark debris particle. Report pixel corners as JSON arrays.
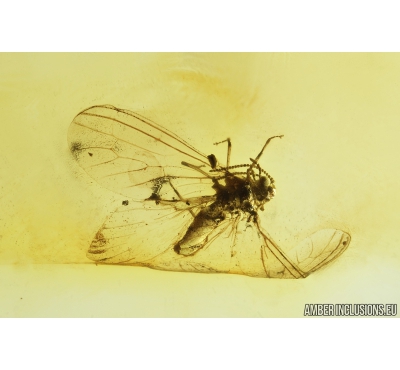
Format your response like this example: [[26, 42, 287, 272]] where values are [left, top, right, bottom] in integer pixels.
[[122, 200, 129, 206], [88, 152, 93, 157], [70, 141, 83, 158]]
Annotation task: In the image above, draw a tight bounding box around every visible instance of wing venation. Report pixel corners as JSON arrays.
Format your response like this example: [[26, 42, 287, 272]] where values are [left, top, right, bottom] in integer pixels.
[[68, 105, 217, 201]]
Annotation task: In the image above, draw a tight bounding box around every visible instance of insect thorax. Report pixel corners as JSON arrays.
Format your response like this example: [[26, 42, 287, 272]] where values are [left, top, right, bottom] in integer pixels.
[[211, 165, 276, 218]]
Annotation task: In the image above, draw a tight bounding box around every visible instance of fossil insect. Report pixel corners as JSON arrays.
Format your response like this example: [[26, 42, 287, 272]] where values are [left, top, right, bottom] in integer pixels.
[[68, 105, 350, 278]]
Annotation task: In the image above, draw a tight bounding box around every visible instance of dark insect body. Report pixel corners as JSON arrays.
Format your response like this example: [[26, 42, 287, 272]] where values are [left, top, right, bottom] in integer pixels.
[[68, 105, 350, 278]]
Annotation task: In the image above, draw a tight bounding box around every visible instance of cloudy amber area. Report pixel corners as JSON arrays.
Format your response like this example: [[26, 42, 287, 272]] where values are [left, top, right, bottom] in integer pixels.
[[0, 53, 399, 317]]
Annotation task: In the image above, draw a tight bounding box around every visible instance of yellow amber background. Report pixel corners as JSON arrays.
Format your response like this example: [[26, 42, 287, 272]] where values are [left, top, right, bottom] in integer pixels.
[[0, 53, 399, 317]]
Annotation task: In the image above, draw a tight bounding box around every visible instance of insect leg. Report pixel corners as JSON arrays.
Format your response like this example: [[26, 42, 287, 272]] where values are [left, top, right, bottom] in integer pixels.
[[181, 161, 213, 178], [168, 179, 196, 218], [213, 138, 232, 169], [255, 216, 306, 279]]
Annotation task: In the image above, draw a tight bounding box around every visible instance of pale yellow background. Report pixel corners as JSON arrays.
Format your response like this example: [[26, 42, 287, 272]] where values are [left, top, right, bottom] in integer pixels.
[[0, 53, 399, 317]]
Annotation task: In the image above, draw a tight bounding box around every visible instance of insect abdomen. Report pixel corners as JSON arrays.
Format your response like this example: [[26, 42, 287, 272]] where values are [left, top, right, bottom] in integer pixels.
[[174, 206, 224, 256]]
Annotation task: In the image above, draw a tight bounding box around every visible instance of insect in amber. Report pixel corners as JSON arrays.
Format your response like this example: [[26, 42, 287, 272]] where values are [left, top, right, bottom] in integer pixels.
[[68, 105, 350, 278]]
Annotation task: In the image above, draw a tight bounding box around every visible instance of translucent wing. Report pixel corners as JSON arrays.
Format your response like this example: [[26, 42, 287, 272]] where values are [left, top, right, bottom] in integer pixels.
[[87, 204, 190, 263], [87, 203, 350, 278], [284, 228, 351, 274], [87, 201, 243, 273], [68, 105, 216, 201]]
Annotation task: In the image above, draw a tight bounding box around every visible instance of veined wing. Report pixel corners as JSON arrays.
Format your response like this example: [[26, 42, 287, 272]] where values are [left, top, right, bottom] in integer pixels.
[[68, 105, 216, 201], [152, 213, 308, 278], [88, 201, 240, 274], [87, 201, 348, 278], [284, 228, 351, 274], [149, 217, 350, 278], [87, 196, 215, 264]]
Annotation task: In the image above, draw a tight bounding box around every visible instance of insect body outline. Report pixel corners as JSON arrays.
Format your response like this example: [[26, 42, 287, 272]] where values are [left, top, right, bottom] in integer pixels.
[[68, 105, 350, 278]]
